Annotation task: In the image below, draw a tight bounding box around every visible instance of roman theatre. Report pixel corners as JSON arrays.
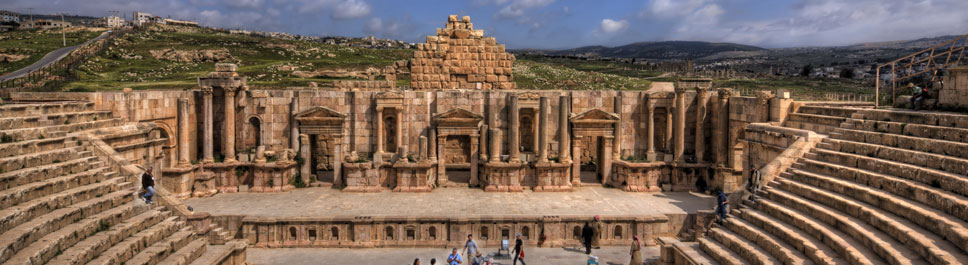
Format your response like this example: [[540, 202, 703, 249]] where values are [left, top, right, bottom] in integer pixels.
[[2, 15, 968, 265]]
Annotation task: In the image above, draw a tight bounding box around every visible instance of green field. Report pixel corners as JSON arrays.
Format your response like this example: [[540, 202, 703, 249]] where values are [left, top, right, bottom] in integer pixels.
[[64, 24, 412, 91], [713, 77, 873, 100], [0, 28, 105, 74], [517, 55, 664, 79], [513, 59, 652, 90]]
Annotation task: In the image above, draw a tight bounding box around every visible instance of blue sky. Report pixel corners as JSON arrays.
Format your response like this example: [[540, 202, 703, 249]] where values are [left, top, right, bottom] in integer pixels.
[[6, 0, 968, 49]]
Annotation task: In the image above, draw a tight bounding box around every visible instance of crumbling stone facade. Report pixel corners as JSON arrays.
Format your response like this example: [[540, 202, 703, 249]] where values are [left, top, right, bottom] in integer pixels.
[[410, 15, 516, 90]]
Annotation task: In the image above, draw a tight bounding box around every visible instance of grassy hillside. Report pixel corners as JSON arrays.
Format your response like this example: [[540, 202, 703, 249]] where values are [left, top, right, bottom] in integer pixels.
[[513, 59, 652, 90], [0, 28, 105, 74], [65, 24, 411, 91]]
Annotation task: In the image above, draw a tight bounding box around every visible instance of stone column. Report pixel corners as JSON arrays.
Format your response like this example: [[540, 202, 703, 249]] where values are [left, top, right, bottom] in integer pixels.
[[202, 88, 215, 163], [572, 137, 581, 186], [695, 88, 708, 163], [715, 89, 731, 166], [418, 135, 428, 161], [755, 91, 774, 123], [646, 97, 657, 161], [558, 96, 571, 162], [177, 98, 190, 166], [470, 134, 480, 187], [665, 106, 673, 154], [613, 94, 622, 158], [508, 95, 520, 163], [223, 89, 238, 162], [333, 137, 342, 187], [602, 135, 613, 185], [395, 108, 403, 153], [289, 98, 299, 151], [375, 107, 385, 156], [489, 128, 502, 163], [437, 134, 447, 185], [429, 128, 437, 161], [673, 87, 686, 162], [299, 134, 311, 185], [538, 97, 549, 162]]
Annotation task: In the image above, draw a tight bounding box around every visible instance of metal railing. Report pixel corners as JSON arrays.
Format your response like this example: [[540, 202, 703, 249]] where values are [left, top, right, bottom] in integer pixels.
[[875, 33, 968, 107]]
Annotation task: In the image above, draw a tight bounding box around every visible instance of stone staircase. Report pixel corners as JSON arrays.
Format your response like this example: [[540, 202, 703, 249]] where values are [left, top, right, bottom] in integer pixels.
[[0, 101, 245, 265], [676, 107, 968, 265]]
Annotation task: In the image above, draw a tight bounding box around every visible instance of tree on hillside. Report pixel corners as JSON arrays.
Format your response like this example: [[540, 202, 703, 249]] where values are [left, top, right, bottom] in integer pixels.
[[800, 64, 813, 77], [839, 68, 855, 79]]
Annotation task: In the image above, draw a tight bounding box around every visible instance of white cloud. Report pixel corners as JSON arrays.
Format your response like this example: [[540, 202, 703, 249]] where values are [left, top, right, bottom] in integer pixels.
[[225, 0, 264, 9], [599, 18, 628, 33], [363, 16, 417, 40], [291, 0, 371, 19], [494, 0, 556, 19]]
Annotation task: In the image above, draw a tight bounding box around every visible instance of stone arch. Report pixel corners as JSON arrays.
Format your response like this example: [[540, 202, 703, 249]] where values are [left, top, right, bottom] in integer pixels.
[[613, 225, 623, 239], [385, 226, 395, 240], [480, 226, 489, 241], [245, 115, 264, 148], [521, 226, 530, 240], [152, 121, 177, 167], [429, 226, 438, 240], [573, 226, 581, 240], [308, 228, 317, 241], [331, 227, 340, 240], [289, 226, 298, 241], [405, 225, 417, 240], [521, 114, 534, 153]]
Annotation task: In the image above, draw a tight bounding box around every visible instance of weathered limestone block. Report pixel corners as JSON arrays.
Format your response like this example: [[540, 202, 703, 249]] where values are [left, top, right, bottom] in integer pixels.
[[482, 162, 525, 192], [612, 161, 663, 192], [342, 162, 384, 192], [533, 161, 572, 192], [392, 162, 435, 192]]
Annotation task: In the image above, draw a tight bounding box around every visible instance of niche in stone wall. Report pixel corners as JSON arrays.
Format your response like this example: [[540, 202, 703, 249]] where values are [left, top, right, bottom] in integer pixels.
[[573, 226, 581, 240], [522, 226, 530, 240], [501, 227, 511, 240], [613, 225, 623, 239], [444, 135, 471, 165], [308, 229, 317, 241], [521, 109, 535, 153], [385, 226, 395, 240], [385, 114, 398, 153], [429, 226, 438, 240], [331, 227, 340, 240], [289, 227, 297, 241], [244, 116, 262, 149], [480, 226, 489, 241], [406, 226, 416, 240]]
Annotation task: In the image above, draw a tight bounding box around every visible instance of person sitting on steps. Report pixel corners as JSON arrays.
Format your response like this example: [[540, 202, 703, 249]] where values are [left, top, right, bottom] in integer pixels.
[[909, 82, 930, 111]]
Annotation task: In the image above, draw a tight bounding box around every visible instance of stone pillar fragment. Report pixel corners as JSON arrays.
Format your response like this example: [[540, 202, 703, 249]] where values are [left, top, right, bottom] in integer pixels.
[[695, 88, 708, 163], [665, 106, 673, 155], [376, 107, 385, 156], [395, 109, 404, 153], [509, 95, 520, 163], [538, 97, 549, 162], [290, 98, 299, 151], [470, 134, 480, 187], [489, 128, 502, 163], [613, 94, 622, 158], [223, 89, 237, 162], [558, 96, 570, 162], [602, 135, 613, 184], [646, 97, 657, 161], [418, 135, 428, 161], [715, 89, 731, 166], [202, 89, 214, 163], [429, 128, 437, 161], [673, 87, 686, 162], [177, 98, 190, 166], [300, 134, 311, 184]]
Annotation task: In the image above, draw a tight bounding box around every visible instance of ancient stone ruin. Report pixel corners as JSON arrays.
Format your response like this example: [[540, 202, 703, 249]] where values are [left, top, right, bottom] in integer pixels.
[[1, 14, 968, 264]]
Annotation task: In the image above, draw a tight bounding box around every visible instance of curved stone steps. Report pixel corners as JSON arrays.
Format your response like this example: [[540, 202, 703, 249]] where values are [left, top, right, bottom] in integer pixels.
[[0, 146, 84, 173], [849, 118, 968, 144], [0, 118, 122, 142], [708, 226, 782, 265], [157, 238, 208, 265], [0, 176, 120, 236], [125, 227, 196, 265], [724, 210, 814, 265], [0, 135, 79, 158], [764, 185, 928, 265], [736, 204, 848, 265], [699, 237, 746, 265], [787, 165, 968, 254], [777, 175, 968, 265], [0, 111, 113, 130], [84, 217, 185, 265], [5, 199, 146, 265], [796, 157, 968, 224], [0, 156, 97, 192], [832, 128, 968, 160], [755, 192, 888, 265], [809, 148, 968, 199], [46, 209, 169, 265], [824, 138, 968, 177], [0, 189, 132, 262], [0, 166, 110, 209], [0, 101, 94, 118], [672, 241, 722, 265]]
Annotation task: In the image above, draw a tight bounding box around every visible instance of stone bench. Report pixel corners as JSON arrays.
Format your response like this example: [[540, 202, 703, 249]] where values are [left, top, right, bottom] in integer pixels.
[[0, 135, 80, 158], [784, 113, 847, 134], [722, 214, 807, 265], [125, 227, 197, 265], [0, 111, 113, 130], [706, 227, 780, 265], [0, 177, 121, 237], [0, 102, 94, 117], [796, 105, 862, 118], [0, 156, 98, 192], [775, 175, 968, 264], [832, 128, 968, 159], [808, 148, 968, 199], [6, 200, 147, 265], [762, 187, 921, 265], [824, 138, 968, 179], [854, 109, 968, 129], [48, 209, 169, 265], [845, 118, 968, 144], [0, 118, 121, 142], [735, 205, 843, 265], [0, 167, 112, 209], [0, 146, 85, 173], [0, 189, 132, 262], [698, 237, 745, 265], [784, 167, 968, 255], [84, 217, 187, 265]]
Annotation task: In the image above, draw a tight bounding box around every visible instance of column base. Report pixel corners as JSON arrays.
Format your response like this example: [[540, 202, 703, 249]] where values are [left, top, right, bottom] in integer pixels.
[[224, 158, 238, 163], [202, 158, 214, 164], [646, 152, 657, 162]]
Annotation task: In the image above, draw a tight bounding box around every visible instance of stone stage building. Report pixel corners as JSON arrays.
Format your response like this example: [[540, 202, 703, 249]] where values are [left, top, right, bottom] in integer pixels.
[[3, 15, 967, 264]]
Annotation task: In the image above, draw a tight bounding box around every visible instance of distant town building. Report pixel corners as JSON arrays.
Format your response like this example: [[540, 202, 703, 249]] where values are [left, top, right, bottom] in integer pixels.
[[0, 11, 20, 23], [163, 18, 198, 27], [97, 16, 125, 28], [20, 19, 72, 29], [132, 11, 154, 26]]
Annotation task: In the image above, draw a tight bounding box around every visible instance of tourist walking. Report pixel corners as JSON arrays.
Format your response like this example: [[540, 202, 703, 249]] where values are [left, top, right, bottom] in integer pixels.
[[581, 222, 594, 254], [592, 215, 603, 249], [463, 234, 478, 260], [512, 233, 526, 265], [141, 166, 155, 204], [629, 235, 643, 265], [716, 190, 729, 223], [447, 248, 462, 265], [413, 258, 421, 265]]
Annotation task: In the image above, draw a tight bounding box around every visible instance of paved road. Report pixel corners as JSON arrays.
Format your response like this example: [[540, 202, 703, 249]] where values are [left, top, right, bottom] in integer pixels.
[[0, 31, 111, 81]]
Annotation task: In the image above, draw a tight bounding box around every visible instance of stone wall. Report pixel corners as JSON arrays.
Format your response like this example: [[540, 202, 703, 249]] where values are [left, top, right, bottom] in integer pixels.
[[940, 66, 968, 109], [410, 15, 516, 90]]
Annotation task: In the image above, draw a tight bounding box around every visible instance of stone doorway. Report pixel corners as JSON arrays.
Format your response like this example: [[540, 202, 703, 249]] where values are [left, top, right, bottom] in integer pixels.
[[312, 134, 337, 184], [295, 106, 348, 188], [569, 109, 619, 186], [579, 136, 604, 184], [433, 108, 484, 187], [443, 135, 472, 184]]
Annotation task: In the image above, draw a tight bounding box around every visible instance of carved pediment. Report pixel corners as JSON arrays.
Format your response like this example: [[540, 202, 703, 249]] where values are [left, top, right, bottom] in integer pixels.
[[570, 109, 619, 122], [517, 92, 541, 108], [295, 106, 347, 119], [433, 108, 483, 128], [375, 91, 405, 109], [295, 106, 346, 134], [375, 91, 404, 99]]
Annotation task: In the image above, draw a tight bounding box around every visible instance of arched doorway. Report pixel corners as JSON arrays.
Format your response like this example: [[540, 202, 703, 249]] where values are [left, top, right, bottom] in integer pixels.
[[245, 116, 262, 149]]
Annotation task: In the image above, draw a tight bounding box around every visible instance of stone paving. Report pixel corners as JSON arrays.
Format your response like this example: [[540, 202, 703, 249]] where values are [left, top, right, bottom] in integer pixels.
[[247, 246, 659, 265], [185, 187, 714, 218]]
